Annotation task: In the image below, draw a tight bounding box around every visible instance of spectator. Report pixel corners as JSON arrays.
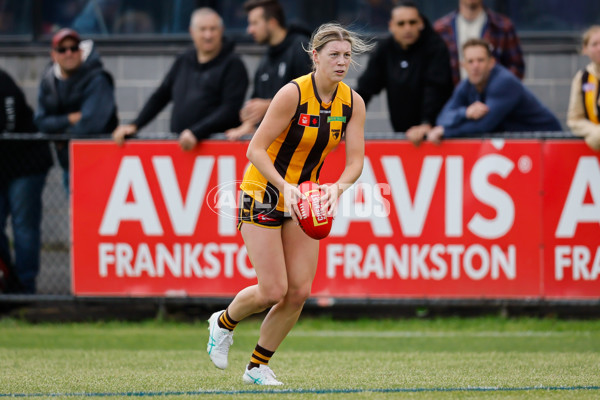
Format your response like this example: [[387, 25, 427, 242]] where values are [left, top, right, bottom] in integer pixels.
[[71, 0, 122, 34], [225, 0, 311, 140], [35, 28, 118, 193], [567, 25, 600, 151], [427, 39, 561, 142], [0, 69, 53, 294], [434, 0, 524, 86], [113, 8, 248, 150], [113, 10, 155, 34], [356, 0, 453, 144]]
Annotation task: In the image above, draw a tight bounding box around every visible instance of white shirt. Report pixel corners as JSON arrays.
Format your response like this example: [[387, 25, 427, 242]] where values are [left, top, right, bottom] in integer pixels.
[[456, 11, 487, 80]]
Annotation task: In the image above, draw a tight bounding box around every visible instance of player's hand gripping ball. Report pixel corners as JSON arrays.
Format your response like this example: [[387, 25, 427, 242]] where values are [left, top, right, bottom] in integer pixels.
[[296, 181, 333, 240]]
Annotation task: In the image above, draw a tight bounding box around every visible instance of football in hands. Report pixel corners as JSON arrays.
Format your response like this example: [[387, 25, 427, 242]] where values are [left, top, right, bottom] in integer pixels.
[[296, 181, 333, 240]]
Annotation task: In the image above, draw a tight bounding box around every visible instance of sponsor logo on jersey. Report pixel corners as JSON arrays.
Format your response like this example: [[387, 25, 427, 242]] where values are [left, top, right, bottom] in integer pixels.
[[299, 114, 320, 127], [327, 116, 346, 123], [583, 82, 596, 92]]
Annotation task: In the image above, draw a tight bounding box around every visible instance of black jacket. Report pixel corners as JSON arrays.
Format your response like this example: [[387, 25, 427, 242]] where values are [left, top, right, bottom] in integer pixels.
[[252, 27, 312, 99], [356, 18, 453, 132], [35, 43, 118, 137], [0, 69, 53, 185], [133, 39, 249, 140], [35, 43, 118, 169]]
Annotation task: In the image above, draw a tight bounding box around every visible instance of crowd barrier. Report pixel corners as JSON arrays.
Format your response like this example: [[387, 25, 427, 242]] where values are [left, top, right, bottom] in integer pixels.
[[1, 133, 598, 305]]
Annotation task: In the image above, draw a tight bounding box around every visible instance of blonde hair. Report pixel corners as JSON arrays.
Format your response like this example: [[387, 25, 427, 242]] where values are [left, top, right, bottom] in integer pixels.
[[305, 22, 374, 70], [582, 25, 600, 48]]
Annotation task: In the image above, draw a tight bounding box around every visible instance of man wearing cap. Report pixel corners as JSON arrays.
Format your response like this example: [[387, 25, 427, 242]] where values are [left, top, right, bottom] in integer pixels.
[[35, 28, 118, 193]]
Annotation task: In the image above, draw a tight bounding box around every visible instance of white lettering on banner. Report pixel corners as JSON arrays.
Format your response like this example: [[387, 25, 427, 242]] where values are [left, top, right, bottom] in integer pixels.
[[554, 245, 600, 280], [218, 157, 237, 236], [382, 156, 442, 237], [153, 156, 214, 235], [380, 155, 515, 239], [332, 157, 392, 237], [99, 155, 225, 236], [469, 155, 515, 239], [97, 242, 255, 279], [556, 157, 600, 238], [99, 157, 163, 235], [446, 157, 463, 237], [326, 243, 515, 280]]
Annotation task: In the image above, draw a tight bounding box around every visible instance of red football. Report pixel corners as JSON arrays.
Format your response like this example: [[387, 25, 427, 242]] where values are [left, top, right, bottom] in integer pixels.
[[296, 181, 333, 240]]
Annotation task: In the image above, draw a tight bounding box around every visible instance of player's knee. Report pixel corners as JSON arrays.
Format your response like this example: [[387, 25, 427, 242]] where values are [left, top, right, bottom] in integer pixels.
[[285, 286, 311, 308], [258, 284, 287, 308]]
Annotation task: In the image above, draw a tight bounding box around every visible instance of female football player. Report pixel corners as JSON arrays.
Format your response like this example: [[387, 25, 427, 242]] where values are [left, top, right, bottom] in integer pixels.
[[207, 22, 373, 385]]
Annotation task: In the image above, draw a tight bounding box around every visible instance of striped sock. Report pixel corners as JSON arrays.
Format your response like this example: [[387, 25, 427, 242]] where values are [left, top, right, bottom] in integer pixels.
[[217, 309, 238, 331], [248, 343, 275, 370]]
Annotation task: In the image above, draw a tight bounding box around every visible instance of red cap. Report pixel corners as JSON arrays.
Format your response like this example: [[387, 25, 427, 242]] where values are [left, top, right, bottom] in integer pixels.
[[52, 28, 81, 49]]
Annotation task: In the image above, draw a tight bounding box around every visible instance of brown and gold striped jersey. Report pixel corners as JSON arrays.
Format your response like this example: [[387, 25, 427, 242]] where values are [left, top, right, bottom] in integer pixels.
[[581, 70, 600, 124], [240, 72, 353, 212]]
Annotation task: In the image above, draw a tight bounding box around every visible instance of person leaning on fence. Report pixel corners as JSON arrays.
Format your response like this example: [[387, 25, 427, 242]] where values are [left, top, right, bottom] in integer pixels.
[[427, 39, 561, 143], [355, 0, 453, 145], [112, 8, 249, 150], [567, 25, 600, 151], [0, 69, 53, 294], [434, 0, 524, 86], [206, 22, 372, 385], [224, 0, 312, 141], [34, 28, 118, 194]]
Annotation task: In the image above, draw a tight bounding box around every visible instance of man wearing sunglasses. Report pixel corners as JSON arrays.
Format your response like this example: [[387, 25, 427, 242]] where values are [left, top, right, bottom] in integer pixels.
[[35, 28, 118, 193], [356, 0, 453, 145]]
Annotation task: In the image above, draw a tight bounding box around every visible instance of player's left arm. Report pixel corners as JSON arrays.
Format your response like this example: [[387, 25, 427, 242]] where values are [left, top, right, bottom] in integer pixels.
[[321, 91, 366, 216]]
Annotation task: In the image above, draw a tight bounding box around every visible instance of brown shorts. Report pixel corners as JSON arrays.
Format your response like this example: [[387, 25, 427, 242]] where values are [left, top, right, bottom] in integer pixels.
[[237, 191, 289, 230]]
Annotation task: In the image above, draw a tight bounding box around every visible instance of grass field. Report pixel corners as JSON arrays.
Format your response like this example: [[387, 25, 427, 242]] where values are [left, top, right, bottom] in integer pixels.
[[1, 315, 599, 399]]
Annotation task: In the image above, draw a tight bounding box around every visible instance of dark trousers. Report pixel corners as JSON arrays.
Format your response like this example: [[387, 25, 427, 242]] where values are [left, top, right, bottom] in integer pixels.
[[0, 173, 48, 293]]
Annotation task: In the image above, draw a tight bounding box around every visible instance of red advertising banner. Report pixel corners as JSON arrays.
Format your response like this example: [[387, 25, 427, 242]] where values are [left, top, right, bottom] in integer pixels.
[[542, 141, 600, 299], [70, 140, 597, 300], [317, 140, 542, 298], [72, 141, 249, 296]]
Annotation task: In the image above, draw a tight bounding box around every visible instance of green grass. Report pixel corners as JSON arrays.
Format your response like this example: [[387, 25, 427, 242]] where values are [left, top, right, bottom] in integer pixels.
[[0, 316, 599, 399]]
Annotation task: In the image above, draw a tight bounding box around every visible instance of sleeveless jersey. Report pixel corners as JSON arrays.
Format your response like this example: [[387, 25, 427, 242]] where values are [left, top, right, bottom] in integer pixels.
[[581, 70, 600, 124], [240, 72, 353, 212]]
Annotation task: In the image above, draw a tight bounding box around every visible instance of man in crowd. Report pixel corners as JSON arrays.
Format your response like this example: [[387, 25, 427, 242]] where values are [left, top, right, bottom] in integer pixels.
[[434, 0, 525, 86], [113, 8, 248, 150], [1, 69, 53, 293], [427, 39, 561, 142], [35, 28, 118, 193], [225, 0, 311, 140], [356, 0, 453, 145]]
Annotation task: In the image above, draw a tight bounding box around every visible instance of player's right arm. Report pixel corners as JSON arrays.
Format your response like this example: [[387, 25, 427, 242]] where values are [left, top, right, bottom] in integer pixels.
[[246, 82, 303, 221]]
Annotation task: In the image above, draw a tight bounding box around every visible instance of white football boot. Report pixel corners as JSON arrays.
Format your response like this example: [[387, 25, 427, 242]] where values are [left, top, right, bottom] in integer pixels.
[[242, 364, 284, 385], [206, 311, 233, 369]]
